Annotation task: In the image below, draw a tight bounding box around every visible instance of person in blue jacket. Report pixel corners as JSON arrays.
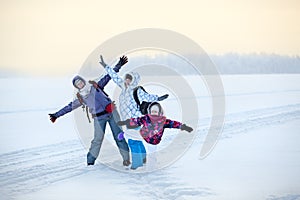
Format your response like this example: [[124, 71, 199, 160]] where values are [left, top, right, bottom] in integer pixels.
[[49, 56, 130, 166]]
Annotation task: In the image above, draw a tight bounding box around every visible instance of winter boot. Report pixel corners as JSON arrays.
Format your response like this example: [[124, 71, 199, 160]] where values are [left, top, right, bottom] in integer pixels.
[[123, 160, 131, 166], [87, 152, 96, 166]]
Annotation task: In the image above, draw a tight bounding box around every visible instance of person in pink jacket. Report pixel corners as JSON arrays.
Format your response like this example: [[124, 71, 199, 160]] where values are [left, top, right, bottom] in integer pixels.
[[117, 102, 193, 145]]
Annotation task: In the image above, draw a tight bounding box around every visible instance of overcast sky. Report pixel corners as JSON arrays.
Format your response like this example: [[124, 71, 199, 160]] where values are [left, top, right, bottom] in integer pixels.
[[0, 0, 299, 76]]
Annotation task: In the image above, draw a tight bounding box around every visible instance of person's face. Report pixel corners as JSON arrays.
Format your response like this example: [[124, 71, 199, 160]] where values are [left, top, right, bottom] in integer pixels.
[[125, 78, 132, 88], [150, 105, 160, 116], [150, 110, 159, 115], [75, 79, 85, 89]]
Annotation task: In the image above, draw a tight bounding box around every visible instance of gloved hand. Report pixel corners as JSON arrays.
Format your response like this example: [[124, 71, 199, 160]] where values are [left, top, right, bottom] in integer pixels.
[[117, 132, 125, 140], [49, 113, 57, 123], [180, 124, 193, 132], [99, 55, 107, 68], [157, 94, 169, 101], [117, 119, 130, 126], [114, 55, 128, 72], [117, 55, 128, 67]]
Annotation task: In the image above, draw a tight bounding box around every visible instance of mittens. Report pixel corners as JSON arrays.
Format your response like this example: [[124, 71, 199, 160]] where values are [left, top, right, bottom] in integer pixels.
[[180, 124, 193, 132], [117, 132, 125, 140], [49, 113, 57, 123], [157, 94, 169, 101]]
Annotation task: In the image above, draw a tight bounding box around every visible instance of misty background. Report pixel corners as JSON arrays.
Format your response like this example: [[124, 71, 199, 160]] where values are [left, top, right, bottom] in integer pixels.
[[1, 53, 299, 77]]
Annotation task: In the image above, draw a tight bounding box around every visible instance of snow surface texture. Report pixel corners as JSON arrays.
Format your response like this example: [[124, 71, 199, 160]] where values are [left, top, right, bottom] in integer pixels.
[[0, 75, 299, 200]]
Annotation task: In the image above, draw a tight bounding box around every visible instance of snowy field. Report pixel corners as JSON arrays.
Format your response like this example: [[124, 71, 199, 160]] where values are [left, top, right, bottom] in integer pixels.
[[0, 74, 300, 200]]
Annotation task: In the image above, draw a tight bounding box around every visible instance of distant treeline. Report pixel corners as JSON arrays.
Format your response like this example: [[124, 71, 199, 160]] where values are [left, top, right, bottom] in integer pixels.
[[1, 53, 299, 78], [210, 53, 300, 74], [129, 53, 300, 75]]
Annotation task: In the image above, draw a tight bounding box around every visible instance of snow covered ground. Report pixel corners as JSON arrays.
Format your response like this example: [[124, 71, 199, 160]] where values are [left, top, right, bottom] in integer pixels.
[[0, 74, 300, 200]]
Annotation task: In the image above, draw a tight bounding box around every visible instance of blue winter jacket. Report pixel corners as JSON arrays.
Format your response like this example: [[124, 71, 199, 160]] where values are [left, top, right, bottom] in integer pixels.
[[54, 64, 121, 120]]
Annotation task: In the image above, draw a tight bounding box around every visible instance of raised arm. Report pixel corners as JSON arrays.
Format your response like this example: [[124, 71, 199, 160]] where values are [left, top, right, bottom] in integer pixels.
[[97, 55, 128, 88], [104, 65, 125, 89]]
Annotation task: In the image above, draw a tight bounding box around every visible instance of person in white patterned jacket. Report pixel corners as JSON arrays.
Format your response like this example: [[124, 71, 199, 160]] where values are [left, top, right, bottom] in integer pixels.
[[99, 55, 169, 169]]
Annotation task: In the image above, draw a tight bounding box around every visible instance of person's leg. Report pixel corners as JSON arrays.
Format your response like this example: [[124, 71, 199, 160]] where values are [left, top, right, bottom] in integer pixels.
[[128, 139, 143, 169], [87, 118, 107, 165], [108, 113, 130, 162], [139, 141, 147, 164], [145, 143, 158, 170]]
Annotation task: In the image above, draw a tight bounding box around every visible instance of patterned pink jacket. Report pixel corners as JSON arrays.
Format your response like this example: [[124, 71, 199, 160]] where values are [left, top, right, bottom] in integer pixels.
[[129, 114, 182, 145]]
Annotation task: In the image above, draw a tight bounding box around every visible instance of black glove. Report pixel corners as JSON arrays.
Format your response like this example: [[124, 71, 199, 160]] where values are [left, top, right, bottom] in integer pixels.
[[117, 119, 130, 126], [117, 55, 128, 67], [157, 94, 169, 101], [99, 55, 107, 68], [49, 113, 57, 123], [113, 55, 128, 72], [181, 124, 193, 132]]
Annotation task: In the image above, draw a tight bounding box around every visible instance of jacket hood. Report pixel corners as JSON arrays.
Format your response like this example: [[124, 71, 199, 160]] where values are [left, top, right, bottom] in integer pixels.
[[124, 72, 140, 88], [72, 75, 86, 89], [148, 102, 164, 116], [72, 75, 93, 96]]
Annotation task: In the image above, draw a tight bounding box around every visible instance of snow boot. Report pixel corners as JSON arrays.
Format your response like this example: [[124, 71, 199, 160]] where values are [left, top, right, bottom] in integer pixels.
[[87, 152, 96, 166], [123, 160, 131, 166]]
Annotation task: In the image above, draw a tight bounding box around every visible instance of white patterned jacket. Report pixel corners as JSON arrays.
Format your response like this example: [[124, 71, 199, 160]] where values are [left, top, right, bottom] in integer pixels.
[[105, 66, 159, 121]]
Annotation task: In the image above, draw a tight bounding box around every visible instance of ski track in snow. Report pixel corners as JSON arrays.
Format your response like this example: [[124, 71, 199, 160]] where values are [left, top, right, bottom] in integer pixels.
[[1, 103, 300, 200], [195, 103, 300, 141], [266, 194, 300, 200], [0, 141, 93, 199], [125, 171, 214, 200]]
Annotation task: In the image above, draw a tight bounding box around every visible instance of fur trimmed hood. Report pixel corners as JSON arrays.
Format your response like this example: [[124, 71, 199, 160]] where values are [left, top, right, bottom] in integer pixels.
[[124, 71, 140, 88]]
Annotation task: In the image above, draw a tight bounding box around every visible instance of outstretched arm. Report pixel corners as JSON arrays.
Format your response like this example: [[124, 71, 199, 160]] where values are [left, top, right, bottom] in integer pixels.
[[117, 116, 147, 128], [164, 119, 193, 132], [137, 88, 159, 102], [49, 99, 82, 123], [117, 119, 138, 129], [163, 119, 182, 129], [97, 55, 128, 88], [129, 116, 147, 126], [137, 87, 169, 103]]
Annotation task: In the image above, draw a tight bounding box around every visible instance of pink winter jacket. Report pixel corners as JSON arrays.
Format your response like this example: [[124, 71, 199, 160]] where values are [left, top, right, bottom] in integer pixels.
[[129, 114, 182, 145]]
